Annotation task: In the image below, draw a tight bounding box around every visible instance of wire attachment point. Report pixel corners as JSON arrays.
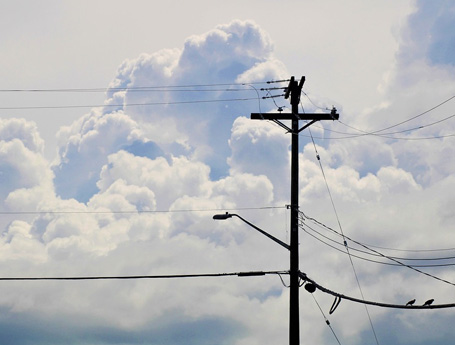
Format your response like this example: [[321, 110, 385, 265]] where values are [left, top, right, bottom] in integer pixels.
[[329, 296, 342, 315]]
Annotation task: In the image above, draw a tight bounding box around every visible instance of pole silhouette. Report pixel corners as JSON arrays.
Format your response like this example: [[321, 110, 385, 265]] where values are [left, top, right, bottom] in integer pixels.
[[251, 76, 339, 345]]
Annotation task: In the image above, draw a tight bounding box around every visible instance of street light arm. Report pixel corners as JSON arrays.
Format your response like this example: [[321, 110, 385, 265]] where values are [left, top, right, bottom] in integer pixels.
[[213, 213, 290, 250]]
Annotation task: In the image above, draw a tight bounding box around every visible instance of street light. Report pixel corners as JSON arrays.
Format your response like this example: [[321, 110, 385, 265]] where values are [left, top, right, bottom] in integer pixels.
[[213, 212, 290, 251]]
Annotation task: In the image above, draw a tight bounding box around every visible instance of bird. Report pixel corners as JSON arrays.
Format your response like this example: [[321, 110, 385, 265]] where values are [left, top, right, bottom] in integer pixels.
[[406, 299, 416, 306], [423, 299, 434, 306]]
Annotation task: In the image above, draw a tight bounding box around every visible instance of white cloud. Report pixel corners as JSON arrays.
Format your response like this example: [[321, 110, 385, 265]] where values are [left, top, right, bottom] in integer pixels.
[[2, 7, 455, 345], [97, 151, 212, 209], [0, 118, 44, 154], [0, 119, 54, 217], [0, 138, 51, 197], [228, 116, 290, 200]]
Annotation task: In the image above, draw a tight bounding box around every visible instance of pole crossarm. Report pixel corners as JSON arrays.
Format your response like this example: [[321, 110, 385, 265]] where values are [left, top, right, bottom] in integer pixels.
[[251, 112, 339, 121]]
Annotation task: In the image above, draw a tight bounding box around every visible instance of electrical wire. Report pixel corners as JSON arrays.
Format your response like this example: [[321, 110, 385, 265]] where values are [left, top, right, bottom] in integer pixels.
[[300, 215, 455, 262], [301, 212, 455, 253], [0, 270, 288, 281], [300, 222, 455, 268], [299, 90, 455, 141], [301, 91, 330, 111], [0, 205, 286, 215], [307, 112, 455, 140], [306, 119, 380, 345], [310, 293, 343, 345], [301, 91, 455, 135], [300, 212, 455, 288], [0, 97, 260, 110], [337, 113, 455, 137], [298, 120, 455, 141], [243, 83, 263, 116], [0, 81, 278, 93], [370, 94, 455, 134], [299, 130, 455, 141], [301, 272, 455, 310]]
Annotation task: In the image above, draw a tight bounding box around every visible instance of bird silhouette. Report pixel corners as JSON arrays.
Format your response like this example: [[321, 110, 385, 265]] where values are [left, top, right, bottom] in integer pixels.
[[406, 299, 416, 306], [423, 299, 434, 306]]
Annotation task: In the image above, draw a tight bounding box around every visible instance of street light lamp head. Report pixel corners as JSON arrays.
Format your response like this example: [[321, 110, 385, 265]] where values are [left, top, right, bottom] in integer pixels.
[[213, 212, 233, 220]]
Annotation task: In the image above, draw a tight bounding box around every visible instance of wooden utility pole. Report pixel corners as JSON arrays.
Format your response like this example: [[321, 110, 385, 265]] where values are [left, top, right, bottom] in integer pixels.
[[251, 76, 339, 345]]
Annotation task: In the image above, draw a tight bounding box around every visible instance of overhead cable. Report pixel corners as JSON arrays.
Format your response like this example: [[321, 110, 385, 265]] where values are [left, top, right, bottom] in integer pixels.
[[0, 205, 286, 215], [310, 293, 343, 345], [0, 81, 277, 93], [301, 223, 455, 268], [301, 272, 455, 310], [0, 97, 259, 110], [0, 270, 288, 281], [301, 219, 455, 263], [306, 116, 380, 345], [300, 212, 455, 288], [301, 213, 455, 253]]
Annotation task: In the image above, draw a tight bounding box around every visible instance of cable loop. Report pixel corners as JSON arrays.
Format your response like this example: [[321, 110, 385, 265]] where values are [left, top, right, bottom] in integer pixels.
[[329, 296, 342, 315]]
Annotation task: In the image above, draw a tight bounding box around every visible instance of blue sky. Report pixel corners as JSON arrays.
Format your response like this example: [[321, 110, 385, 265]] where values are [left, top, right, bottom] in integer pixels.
[[1, 1, 455, 344]]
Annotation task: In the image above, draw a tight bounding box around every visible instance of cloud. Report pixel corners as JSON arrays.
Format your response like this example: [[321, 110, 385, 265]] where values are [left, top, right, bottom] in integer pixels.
[[0, 118, 44, 154], [399, 0, 455, 67], [52, 110, 158, 202], [50, 20, 288, 204], [228, 116, 290, 200], [0, 119, 54, 216], [105, 20, 287, 179], [96, 151, 212, 210], [2, 11, 455, 345]]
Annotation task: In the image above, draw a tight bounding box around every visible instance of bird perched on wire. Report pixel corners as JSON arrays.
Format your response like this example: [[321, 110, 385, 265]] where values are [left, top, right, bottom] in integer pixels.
[[406, 299, 416, 306], [423, 299, 434, 306]]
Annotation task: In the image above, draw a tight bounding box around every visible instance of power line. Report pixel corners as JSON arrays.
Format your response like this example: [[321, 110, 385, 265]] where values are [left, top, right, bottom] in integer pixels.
[[0, 205, 286, 215], [299, 130, 455, 141], [309, 111, 455, 139], [371, 94, 455, 133], [0, 270, 288, 281], [0, 81, 278, 93], [302, 91, 455, 135], [0, 97, 259, 111], [301, 216, 455, 261], [302, 213, 455, 253], [300, 212, 455, 288], [0, 87, 251, 93], [306, 127, 380, 345], [301, 272, 455, 310], [310, 293, 343, 345], [300, 223, 455, 268], [299, 91, 455, 141], [337, 113, 455, 136]]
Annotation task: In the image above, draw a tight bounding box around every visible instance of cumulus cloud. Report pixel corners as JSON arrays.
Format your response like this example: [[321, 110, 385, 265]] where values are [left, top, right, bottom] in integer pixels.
[[104, 20, 287, 180], [2, 11, 455, 345], [50, 20, 288, 204], [0, 119, 54, 220], [228, 116, 290, 199]]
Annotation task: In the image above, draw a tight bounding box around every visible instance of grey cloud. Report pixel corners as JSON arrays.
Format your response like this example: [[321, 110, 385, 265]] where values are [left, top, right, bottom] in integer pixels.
[[401, 0, 455, 66], [0, 309, 245, 345]]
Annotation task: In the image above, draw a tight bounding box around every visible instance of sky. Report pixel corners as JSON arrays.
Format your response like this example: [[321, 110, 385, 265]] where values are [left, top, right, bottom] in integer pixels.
[[1, 0, 455, 344]]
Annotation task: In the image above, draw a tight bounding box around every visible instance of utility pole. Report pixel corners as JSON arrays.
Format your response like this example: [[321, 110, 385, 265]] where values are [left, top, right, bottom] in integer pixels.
[[251, 76, 339, 345]]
